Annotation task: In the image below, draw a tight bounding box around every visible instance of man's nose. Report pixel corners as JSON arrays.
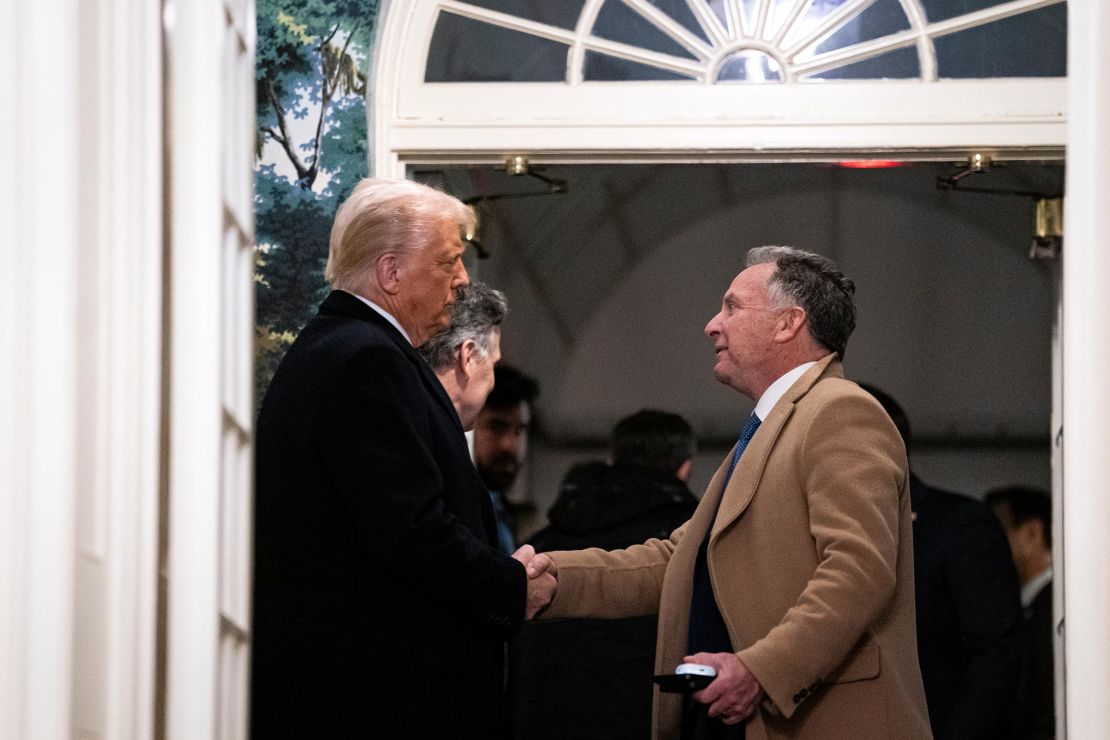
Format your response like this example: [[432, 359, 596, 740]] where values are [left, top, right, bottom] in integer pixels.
[[454, 260, 470, 289], [704, 313, 721, 338], [496, 431, 518, 451]]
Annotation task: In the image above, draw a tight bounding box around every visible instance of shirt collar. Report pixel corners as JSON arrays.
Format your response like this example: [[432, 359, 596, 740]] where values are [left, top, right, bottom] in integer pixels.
[[351, 293, 412, 345], [1021, 566, 1053, 608], [753, 361, 818, 421]]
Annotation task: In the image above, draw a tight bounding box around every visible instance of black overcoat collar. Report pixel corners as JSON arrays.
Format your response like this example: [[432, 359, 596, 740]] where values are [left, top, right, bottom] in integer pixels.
[[318, 290, 464, 434]]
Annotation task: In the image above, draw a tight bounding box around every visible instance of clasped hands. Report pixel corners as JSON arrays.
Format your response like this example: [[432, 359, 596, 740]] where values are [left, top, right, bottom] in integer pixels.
[[511, 545, 558, 619]]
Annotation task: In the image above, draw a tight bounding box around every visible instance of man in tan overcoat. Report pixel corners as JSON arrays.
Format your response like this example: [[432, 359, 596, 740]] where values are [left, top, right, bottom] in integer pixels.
[[530, 246, 931, 740]]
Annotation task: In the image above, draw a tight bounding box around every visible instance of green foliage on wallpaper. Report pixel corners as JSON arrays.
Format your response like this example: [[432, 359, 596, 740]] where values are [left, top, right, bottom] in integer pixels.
[[255, 0, 380, 404]]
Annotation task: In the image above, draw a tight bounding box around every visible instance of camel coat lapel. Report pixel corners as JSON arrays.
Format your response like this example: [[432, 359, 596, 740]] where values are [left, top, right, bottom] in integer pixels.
[[652, 357, 838, 739]]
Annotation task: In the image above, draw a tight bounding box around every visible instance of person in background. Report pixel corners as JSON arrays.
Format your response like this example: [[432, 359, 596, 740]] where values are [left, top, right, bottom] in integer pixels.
[[252, 178, 554, 739], [512, 409, 701, 740], [474, 363, 539, 553], [985, 485, 1055, 740], [418, 281, 507, 432], [862, 384, 1021, 739]]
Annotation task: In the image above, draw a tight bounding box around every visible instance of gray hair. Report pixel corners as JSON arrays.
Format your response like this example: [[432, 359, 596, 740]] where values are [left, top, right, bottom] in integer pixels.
[[418, 282, 508, 370], [325, 177, 477, 292], [746, 246, 857, 359]]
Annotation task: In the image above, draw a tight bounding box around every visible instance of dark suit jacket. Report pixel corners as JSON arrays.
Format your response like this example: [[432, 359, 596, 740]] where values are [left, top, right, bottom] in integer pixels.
[[251, 290, 526, 739], [511, 462, 699, 740], [1011, 580, 1054, 740], [910, 476, 1022, 739]]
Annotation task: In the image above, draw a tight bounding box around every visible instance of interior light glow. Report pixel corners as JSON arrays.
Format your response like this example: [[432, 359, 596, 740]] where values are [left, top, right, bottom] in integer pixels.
[[837, 160, 906, 169]]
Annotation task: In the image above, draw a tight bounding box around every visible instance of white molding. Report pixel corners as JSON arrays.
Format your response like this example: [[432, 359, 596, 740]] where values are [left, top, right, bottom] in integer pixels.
[[165, 0, 225, 738], [373, 0, 412, 176], [1063, 0, 1110, 737], [0, 4, 23, 736], [1, 1, 81, 739], [382, 78, 1067, 163], [100, 1, 163, 738], [4, 1, 165, 738], [166, 2, 257, 738]]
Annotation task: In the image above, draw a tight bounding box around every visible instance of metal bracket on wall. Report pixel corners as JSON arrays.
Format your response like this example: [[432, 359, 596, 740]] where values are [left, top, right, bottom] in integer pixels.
[[935, 153, 1064, 260]]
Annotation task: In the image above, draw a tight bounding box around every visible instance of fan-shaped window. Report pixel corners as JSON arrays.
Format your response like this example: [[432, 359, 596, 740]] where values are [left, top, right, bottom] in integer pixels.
[[425, 0, 1065, 83]]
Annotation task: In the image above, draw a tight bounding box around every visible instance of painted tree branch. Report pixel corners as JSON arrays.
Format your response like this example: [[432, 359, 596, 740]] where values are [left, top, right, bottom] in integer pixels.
[[261, 19, 365, 190], [263, 126, 286, 145], [306, 20, 363, 189], [265, 77, 312, 186]]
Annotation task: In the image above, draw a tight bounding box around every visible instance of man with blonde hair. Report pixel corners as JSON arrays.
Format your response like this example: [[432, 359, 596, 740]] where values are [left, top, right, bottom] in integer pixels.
[[252, 178, 555, 739]]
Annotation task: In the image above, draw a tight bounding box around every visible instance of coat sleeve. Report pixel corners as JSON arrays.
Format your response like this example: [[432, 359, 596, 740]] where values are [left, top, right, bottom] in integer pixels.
[[737, 391, 907, 717], [318, 342, 526, 634], [539, 523, 690, 620]]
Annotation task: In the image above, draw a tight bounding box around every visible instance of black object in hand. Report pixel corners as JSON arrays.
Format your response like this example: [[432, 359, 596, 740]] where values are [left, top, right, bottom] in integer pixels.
[[653, 671, 715, 694]]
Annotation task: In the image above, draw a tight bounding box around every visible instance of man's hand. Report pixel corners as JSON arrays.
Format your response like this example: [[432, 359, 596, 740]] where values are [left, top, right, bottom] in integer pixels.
[[685, 652, 764, 725], [512, 545, 558, 619]]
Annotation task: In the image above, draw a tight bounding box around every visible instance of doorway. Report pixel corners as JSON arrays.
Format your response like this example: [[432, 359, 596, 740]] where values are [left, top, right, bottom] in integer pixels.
[[415, 159, 1060, 519]]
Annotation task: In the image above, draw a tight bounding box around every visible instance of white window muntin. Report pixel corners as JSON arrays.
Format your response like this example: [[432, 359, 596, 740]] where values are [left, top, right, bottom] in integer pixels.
[[425, 0, 1064, 84]]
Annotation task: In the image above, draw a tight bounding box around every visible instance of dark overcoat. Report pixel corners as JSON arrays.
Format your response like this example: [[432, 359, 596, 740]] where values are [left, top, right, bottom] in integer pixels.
[[910, 476, 1022, 739], [251, 290, 525, 739]]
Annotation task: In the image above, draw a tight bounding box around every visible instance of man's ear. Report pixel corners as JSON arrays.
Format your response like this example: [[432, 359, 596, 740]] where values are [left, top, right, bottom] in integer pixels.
[[773, 306, 807, 344], [458, 339, 478, 379], [375, 252, 402, 295]]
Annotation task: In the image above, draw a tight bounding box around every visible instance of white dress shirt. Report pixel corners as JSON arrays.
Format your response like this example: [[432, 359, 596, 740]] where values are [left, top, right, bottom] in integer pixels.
[[351, 292, 412, 345], [752, 361, 818, 422], [1021, 566, 1053, 609]]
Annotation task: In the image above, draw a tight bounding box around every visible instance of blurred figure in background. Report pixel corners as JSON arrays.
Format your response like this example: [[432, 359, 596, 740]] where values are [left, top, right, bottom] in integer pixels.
[[475, 364, 539, 553], [985, 485, 1055, 740], [511, 409, 700, 740], [862, 384, 1021, 739]]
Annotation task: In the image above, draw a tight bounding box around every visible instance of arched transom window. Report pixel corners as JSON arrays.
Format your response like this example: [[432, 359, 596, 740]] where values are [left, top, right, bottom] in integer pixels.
[[373, 0, 1067, 175], [426, 0, 1064, 83]]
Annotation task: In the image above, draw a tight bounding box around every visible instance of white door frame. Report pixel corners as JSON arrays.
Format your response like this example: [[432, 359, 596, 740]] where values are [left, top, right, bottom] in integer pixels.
[[370, 1, 1109, 738], [1061, 2, 1110, 736]]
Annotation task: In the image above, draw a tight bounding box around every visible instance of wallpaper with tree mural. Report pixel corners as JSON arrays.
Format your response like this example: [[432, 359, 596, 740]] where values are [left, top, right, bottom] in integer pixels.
[[255, 0, 380, 403]]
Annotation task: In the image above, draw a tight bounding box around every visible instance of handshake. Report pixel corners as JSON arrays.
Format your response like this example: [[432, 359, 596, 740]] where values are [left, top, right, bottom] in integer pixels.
[[511, 545, 559, 619]]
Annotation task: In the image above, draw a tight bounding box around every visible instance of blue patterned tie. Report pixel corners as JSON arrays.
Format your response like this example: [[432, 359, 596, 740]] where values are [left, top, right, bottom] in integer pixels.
[[724, 413, 762, 484], [687, 411, 763, 677]]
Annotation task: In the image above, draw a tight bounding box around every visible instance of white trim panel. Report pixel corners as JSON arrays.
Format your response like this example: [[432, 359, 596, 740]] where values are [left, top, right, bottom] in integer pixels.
[[1063, 0, 1110, 738]]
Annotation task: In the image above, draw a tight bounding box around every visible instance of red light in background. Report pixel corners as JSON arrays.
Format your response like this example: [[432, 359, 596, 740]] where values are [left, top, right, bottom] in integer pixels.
[[837, 160, 906, 169]]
